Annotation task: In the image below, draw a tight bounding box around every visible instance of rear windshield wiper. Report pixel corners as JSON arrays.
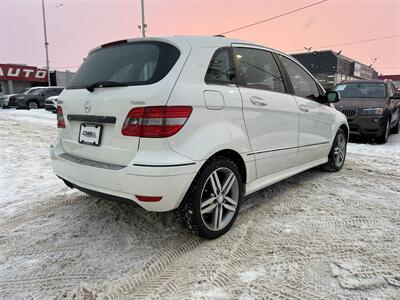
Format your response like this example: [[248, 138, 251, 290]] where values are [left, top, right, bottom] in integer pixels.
[[86, 81, 128, 92]]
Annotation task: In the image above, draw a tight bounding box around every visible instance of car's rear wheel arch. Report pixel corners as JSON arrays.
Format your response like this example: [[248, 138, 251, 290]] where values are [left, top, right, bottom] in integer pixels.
[[209, 149, 247, 187], [177, 153, 244, 239]]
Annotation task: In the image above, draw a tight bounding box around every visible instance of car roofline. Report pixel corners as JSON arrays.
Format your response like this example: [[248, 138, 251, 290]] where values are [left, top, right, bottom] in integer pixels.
[[87, 35, 283, 56]]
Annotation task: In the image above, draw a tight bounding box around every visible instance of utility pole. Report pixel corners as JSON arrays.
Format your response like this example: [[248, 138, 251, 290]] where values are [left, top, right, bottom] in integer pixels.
[[140, 0, 146, 37], [41, 0, 50, 86]]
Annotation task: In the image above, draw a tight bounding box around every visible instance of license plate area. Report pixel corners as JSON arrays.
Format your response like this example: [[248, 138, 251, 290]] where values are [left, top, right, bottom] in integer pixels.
[[79, 123, 102, 146]]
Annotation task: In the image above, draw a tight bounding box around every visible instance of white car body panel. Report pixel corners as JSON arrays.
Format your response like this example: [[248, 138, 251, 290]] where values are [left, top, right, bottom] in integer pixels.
[[51, 36, 348, 212]]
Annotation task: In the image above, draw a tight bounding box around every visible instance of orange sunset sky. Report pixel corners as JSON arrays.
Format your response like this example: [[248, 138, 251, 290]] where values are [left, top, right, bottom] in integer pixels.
[[1, 0, 399, 74]]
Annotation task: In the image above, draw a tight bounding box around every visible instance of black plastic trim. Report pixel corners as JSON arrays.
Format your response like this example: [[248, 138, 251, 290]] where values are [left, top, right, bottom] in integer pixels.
[[59, 153, 125, 170], [67, 114, 116, 124], [247, 141, 330, 156], [59, 177, 140, 208]]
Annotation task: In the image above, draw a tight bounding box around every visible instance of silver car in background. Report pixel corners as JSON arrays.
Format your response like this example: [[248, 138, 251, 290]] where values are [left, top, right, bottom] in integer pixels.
[[45, 96, 59, 113], [0, 94, 17, 108]]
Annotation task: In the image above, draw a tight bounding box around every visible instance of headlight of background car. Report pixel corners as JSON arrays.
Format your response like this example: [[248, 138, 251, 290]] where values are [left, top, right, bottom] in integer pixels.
[[360, 108, 384, 116]]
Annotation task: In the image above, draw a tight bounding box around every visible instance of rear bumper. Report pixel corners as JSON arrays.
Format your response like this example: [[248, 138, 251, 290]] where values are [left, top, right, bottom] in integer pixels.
[[348, 115, 386, 137], [50, 138, 198, 212]]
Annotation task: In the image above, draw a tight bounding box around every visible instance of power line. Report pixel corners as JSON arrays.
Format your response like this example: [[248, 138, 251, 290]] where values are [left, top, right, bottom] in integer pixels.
[[219, 0, 328, 35], [290, 34, 400, 52]]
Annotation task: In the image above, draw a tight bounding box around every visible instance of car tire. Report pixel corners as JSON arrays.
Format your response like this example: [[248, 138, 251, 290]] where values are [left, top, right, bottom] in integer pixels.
[[376, 118, 390, 144], [321, 128, 347, 172], [27, 101, 38, 110], [177, 156, 243, 239], [390, 118, 399, 134]]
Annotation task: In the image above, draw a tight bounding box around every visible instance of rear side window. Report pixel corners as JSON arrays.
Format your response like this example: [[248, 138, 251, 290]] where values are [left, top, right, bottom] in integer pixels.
[[279, 55, 320, 99], [52, 88, 63, 95], [233, 48, 285, 93], [205, 48, 236, 85], [67, 41, 180, 89], [46, 88, 63, 96]]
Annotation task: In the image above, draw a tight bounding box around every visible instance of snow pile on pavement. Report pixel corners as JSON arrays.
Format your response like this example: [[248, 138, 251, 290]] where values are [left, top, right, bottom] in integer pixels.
[[0, 109, 73, 218], [0, 109, 399, 299]]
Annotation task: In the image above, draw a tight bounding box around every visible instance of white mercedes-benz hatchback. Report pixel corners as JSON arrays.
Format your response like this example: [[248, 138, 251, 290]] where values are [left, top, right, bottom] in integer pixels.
[[51, 36, 348, 239]]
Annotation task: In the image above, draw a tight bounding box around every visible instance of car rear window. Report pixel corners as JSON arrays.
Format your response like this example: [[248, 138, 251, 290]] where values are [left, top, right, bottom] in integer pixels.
[[67, 41, 180, 90]]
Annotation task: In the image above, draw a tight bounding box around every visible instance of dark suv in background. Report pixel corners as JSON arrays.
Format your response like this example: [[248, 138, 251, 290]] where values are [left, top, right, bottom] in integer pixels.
[[16, 87, 64, 110], [333, 80, 400, 144]]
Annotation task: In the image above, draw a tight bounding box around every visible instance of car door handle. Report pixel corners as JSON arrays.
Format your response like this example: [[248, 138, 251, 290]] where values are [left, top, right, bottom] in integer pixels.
[[299, 104, 309, 112], [250, 96, 268, 106]]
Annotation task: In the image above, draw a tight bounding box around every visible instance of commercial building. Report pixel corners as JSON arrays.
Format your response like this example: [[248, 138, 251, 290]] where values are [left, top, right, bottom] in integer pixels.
[[0, 63, 74, 96], [291, 50, 379, 90], [378, 74, 400, 91]]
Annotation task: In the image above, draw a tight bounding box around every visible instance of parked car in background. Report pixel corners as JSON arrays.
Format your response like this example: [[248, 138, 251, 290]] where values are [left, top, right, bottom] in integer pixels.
[[45, 95, 59, 113], [0, 94, 17, 108], [16, 87, 64, 110], [51, 36, 348, 239], [333, 80, 400, 143], [3, 87, 45, 108], [378, 75, 400, 93]]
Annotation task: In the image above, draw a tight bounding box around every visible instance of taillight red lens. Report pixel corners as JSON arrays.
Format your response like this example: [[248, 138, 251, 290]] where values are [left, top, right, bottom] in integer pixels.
[[57, 106, 65, 128], [122, 106, 192, 138]]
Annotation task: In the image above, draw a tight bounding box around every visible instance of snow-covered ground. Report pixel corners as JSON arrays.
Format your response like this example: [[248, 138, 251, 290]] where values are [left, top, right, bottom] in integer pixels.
[[0, 109, 399, 299]]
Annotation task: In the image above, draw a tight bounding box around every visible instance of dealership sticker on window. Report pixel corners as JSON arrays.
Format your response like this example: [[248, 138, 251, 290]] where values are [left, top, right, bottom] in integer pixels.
[[335, 84, 347, 91]]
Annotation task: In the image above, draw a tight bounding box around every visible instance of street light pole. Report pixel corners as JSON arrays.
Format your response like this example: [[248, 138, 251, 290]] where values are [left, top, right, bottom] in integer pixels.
[[140, 0, 146, 37], [41, 0, 50, 86]]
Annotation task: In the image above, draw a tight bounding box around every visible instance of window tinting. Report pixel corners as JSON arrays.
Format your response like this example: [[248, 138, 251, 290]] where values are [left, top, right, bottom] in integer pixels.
[[46, 88, 63, 96], [279, 55, 320, 99], [67, 42, 180, 89], [27, 88, 44, 95], [234, 48, 285, 92], [333, 83, 387, 98], [205, 48, 235, 85]]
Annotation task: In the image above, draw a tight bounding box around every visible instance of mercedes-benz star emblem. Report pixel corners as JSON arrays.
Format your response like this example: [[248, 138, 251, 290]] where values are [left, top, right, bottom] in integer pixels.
[[84, 101, 91, 113]]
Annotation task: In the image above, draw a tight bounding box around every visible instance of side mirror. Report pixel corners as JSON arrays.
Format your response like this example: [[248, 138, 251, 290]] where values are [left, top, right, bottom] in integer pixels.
[[391, 93, 400, 100], [323, 90, 340, 103]]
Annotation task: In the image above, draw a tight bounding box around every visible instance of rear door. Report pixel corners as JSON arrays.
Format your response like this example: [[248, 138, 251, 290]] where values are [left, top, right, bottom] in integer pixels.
[[58, 40, 189, 166], [232, 45, 299, 178], [277, 54, 333, 163]]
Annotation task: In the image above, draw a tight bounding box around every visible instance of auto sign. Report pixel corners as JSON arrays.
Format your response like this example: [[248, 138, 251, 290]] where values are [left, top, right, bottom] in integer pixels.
[[0, 64, 48, 82]]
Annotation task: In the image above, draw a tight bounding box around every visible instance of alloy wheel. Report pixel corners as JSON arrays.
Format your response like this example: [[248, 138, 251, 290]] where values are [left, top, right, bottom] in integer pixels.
[[200, 167, 239, 231], [333, 133, 346, 167], [28, 102, 38, 109]]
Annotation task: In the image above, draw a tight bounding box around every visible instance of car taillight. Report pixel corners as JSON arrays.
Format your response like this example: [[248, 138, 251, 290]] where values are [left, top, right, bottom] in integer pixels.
[[122, 106, 193, 138], [57, 106, 65, 128]]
